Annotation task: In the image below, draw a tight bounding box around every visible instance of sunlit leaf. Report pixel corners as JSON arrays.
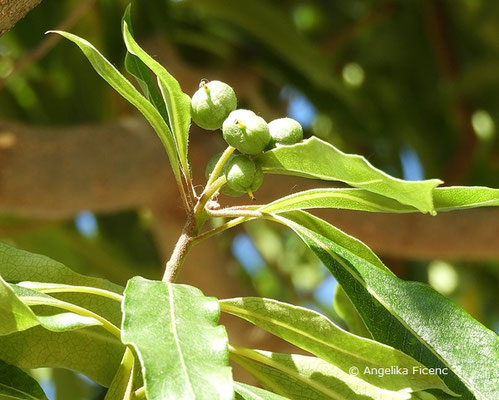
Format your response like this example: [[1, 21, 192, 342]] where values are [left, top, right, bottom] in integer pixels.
[[221, 297, 454, 395], [104, 348, 135, 400], [0, 242, 124, 386], [234, 382, 289, 400], [122, 19, 191, 175], [258, 137, 442, 214], [231, 347, 428, 400], [121, 277, 232, 400], [48, 30, 181, 181], [122, 5, 169, 121], [333, 284, 371, 338], [260, 186, 499, 214]]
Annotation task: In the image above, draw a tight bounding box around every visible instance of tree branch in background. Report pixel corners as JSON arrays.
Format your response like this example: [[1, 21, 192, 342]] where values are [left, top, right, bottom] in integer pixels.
[[0, 0, 41, 35], [1, 117, 497, 261]]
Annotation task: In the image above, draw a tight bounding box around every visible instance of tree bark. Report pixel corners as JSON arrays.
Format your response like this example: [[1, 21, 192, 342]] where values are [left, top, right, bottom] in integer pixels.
[[1, 117, 498, 261], [0, 0, 41, 35]]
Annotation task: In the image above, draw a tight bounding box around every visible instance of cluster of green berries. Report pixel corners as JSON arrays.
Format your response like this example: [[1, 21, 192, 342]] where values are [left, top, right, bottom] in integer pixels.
[[191, 80, 303, 197]]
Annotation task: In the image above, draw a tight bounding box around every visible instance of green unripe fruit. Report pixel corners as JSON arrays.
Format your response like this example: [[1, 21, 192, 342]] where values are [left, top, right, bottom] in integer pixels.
[[222, 109, 271, 155], [225, 155, 264, 197], [204, 153, 245, 197], [268, 117, 303, 148], [191, 80, 237, 130]]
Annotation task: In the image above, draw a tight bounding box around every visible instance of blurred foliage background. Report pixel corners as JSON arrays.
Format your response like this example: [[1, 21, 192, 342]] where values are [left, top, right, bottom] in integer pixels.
[[0, 0, 498, 398]]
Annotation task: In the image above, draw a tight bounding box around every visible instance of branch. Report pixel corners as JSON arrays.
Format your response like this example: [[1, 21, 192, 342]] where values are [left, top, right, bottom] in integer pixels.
[[0, 117, 498, 261], [0, 0, 41, 35]]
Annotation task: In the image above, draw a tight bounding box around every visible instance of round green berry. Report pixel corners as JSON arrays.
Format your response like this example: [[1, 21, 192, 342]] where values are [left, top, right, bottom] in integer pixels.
[[225, 155, 264, 197], [204, 152, 242, 197], [268, 117, 303, 148], [222, 109, 271, 155], [191, 80, 237, 130]]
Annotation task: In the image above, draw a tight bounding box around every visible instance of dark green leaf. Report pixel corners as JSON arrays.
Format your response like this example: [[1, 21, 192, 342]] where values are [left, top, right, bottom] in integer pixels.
[[0, 359, 48, 400], [273, 212, 498, 400], [333, 284, 371, 338], [121, 277, 233, 400], [258, 137, 442, 214]]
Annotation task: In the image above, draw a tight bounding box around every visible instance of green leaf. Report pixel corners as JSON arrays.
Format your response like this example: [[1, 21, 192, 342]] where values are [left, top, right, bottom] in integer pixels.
[[104, 348, 135, 400], [260, 186, 499, 214], [122, 19, 191, 175], [234, 382, 289, 400], [258, 137, 442, 214], [121, 6, 169, 121], [333, 284, 371, 338], [0, 359, 48, 400], [273, 212, 499, 400], [231, 347, 426, 400], [0, 242, 125, 387], [220, 297, 454, 395], [48, 30, 181, 181], [0, 275, 39, 335], [11, 284, 119, 336], [121, 277, 233, 400], [431, 186, 499, 211]]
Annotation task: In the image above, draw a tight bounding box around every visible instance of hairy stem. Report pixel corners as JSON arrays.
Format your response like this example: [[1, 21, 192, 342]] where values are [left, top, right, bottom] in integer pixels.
[[162, 216, 197, 282], [206, 145, 235, 188], [206, 208, 263, 219]]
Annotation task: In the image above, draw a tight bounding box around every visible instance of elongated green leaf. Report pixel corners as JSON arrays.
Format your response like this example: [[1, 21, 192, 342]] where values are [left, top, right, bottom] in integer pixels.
[[333, 284, 371, 338], [258, 137, 442, 214], [121, 277, 232, 400], [121, 6, 169, 121], [105, 348, 135, 400], [122, 20, 191, 174], [220, 297, 454, 395], [260, 186, 499, 214], [0, 275, 38, 335], [0, 359, 48, 400], [0, 242, 125, 386], [231, 347, 424, 400], [235, 382, 289, 400], [49, 30, 181, 180], [273, 213, 499, 400]]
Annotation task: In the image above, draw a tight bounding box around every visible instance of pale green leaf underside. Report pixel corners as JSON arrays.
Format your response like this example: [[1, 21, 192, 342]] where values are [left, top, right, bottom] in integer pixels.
[[49, 30, 181, 180], [0, 242, 124, 386], [235, 382, 289, 400], [231, 347, 424, 400], [121, 277, 233, 400], [104, 348, 135, 400], [122, 21, 191, 174], [274, 213, 499, 400], [258, 137, 442, 214], [0, 359, 48, 400], [260, 186, 499, 214], [220, 297, 453, 394]]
